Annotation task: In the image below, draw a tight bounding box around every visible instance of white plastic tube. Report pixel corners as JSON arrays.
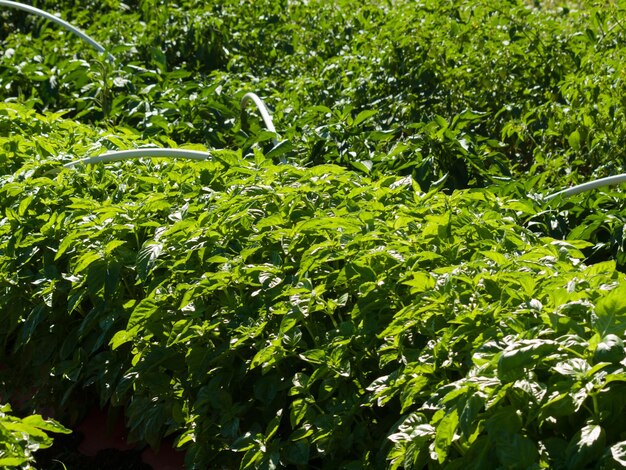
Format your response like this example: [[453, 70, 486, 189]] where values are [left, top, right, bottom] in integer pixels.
[[63, 148, 211, 168], [0, 0, 114, 62], [546, 173, 626, 201], [240, 92, 277, 134]]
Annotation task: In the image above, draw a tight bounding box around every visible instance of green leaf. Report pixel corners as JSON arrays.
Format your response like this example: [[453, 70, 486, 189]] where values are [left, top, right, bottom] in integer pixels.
[[110, 327, 139, 350], [299, 349, 326, 364], [283, 441, 310, 465], [485, 407, 522, 436], [497, 340, 558, 383], [402, 272, 436, 293], [594, 284, 626, 336], [2, 421, 48, 439], [265, 409, 283, 440], [593, 334, 625, 364], [266, 140, 293, 161], [459, 393, 484, 439], [350, 159, 373, 174], [136, 242, 163, 281], [568, 130, 581, 150], [290, 398, 308, 428], [0, 457, 28, 466], [127, 298, 160, 330], [353, 109, 378, 126], [17, 195, 33, 216], [434, 408, 459, 463], [241, 447, 264, 469], [73, 251, 102, 275], [434, 115, 448, 129], [610, 441, 626, 466], [495, 433, 538, 469], [21, 415, 71, 434], [387, 413, 433, 469], [105, 239, 127, 255], [584, 261, 616, 277], [460, 436, 492, 470], [565, 424, 606, 470], [553, 358, 590, 378], [55, 233, 80, 260]]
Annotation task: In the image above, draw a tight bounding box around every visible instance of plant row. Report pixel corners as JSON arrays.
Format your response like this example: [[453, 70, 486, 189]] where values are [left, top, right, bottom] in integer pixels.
[[3, 0, 626, 190], [1, 103, 626, 467]]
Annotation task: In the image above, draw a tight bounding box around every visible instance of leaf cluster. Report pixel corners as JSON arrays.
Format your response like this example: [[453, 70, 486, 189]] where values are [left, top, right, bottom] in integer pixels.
[[0, 404, 70, 470]]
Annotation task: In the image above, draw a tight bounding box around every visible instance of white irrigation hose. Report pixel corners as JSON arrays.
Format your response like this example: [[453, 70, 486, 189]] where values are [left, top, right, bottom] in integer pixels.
[[63, 96, 280, 169], [240, 92, 277, 136], [63, 148, 211, 168], [0, 0, 114, 62], [546, 173, 626, 201]]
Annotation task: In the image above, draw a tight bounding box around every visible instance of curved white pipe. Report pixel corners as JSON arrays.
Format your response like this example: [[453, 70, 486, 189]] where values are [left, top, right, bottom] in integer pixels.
[[0, 0, 114, 62], [240, 92, 277, 134], [62, 97, 279, 169], [546, 173, 626, 201], [63, 148, 211, 168]]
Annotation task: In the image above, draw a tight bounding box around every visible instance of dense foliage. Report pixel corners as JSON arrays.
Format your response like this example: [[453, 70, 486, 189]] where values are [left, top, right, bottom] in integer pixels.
[[3, 0, 626, 468], [2, 0, 626, 188]]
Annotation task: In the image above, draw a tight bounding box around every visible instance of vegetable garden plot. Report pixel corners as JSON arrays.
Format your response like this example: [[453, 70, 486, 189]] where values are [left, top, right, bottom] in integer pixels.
[[4, 0, 626, 469]]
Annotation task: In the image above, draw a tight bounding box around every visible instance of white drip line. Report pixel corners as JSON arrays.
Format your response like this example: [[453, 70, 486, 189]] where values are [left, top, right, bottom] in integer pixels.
[[0, 0, 115, 62], [240, 92, 276, 134], [546, 173, 626, 201], [240, 92, 279, 146], [63, 148, 212, 168], [63, 93, 278, 168]]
